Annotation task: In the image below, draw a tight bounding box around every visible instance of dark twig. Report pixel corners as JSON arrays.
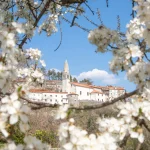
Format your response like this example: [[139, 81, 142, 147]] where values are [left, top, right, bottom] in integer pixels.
[[27, 0, 37, 19], [131, 0, 135, 18], [62, 16, 90, 32], [84, 1, 94, 15], [54, 19, 63, 51], [70, 3, 81, 27], [83, 15, 99, 27], [108, 44, 119, 49], [19, 0, 52, 49], [144, 53, 150, 62], [96, 8, 103, 25], [117, 15, 120, 32], [106, 0, 109, 7]]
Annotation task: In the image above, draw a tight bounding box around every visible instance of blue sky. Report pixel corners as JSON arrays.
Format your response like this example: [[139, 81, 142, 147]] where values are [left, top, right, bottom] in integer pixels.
[[27, 0, 136, 92]]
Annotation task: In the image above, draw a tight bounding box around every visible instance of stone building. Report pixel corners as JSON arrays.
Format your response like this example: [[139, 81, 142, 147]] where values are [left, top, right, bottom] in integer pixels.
[[27, 60, 125, 105]]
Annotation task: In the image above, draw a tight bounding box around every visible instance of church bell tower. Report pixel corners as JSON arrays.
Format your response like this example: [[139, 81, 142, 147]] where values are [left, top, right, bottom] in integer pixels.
[[62, 60, 71, 93]]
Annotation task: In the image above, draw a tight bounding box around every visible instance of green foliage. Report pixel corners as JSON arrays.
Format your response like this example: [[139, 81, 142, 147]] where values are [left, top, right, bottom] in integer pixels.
[[86, 117, 97, 134], [73, 77, 78, 82], [80, 78, 93, 85], [47, 69, 62, 80], [34, 130, 59, 147], [11, 126, 25, 144]]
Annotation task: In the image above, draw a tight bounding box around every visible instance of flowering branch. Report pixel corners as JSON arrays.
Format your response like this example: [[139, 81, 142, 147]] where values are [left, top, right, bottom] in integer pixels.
[[70, 89, 138, 110], [1, 88, 137, 111], [19, 0, 52, 49]]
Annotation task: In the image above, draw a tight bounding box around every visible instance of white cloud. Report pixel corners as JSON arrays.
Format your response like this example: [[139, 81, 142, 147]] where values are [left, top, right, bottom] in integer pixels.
[[75, 69, 119, 85]]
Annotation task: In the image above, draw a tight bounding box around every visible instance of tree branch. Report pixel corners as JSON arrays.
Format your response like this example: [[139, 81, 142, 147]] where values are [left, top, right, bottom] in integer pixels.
[[19, 0, 52, 49], [0, 89, 138, 111], [70, 3, 82, 27], [26, 0, 37, 19], [136, 143, 142, 150], [62, 16, 90, 32], [70, 89, 138, 110], [20, 89, 138, 110], [142, 119, 150, 132], [119, 132, 130, 148]]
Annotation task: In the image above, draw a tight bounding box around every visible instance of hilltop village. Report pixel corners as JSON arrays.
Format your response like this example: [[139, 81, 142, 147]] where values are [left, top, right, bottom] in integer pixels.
[[26, 60, 125, 105]]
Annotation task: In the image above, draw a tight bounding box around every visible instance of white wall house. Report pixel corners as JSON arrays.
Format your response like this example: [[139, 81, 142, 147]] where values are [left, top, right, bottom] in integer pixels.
[[27, 60, 126, 104], [70, 82, 93, 100], [107, 86, 125, 100], [28, 89, 68, 105], [90, 90, 108, 102]]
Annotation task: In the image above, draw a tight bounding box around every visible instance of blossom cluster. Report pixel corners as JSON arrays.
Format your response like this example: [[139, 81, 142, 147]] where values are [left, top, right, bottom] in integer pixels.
[[26, 48, 42, 60], [1, 0, 150, 149], [2, 135, 49, 150], [59, 118, 118, 150], [88, 26, 119, 53], [0, 92, 30, 135], [97, 99, 150, 144]]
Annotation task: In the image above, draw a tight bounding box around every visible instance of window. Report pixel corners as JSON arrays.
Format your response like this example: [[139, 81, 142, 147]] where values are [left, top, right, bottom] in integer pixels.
[[98, 94, 99, 96], [50, 95, 52, 97], [61, 95, 63, 98], [55, 95, 57, 97], [87, 92, 89, 96], [80, 91, 82, 95], [98, 99, 99, 101], [50, 99, 52, 101]]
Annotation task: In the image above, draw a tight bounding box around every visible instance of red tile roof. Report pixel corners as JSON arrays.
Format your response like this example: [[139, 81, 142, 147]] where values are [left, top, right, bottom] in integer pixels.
[[29, 89, 67, 94], [71, 82, 93, 88], [68, 92, 78, 95], [106, 86, 125, 90], [91, 89, 103, 94], [71, 82, 125, 91]]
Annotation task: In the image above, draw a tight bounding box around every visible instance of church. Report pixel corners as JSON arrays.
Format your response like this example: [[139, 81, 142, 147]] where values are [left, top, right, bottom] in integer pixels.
[[28, 60, 125, 105]]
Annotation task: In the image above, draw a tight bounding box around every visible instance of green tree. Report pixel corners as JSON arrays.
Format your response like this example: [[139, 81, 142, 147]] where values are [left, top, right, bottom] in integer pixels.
[[73, 77, 78, 82], [70, 75, 73, 82], [51, 69, 57, 80], [57, 72, 62, 80], [47, 70, 52, 80], [80, 78, 93, 85]]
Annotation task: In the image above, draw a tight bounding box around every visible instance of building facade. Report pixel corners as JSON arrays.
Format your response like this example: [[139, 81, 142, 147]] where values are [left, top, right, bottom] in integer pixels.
[[27, 60, 126, 105]]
